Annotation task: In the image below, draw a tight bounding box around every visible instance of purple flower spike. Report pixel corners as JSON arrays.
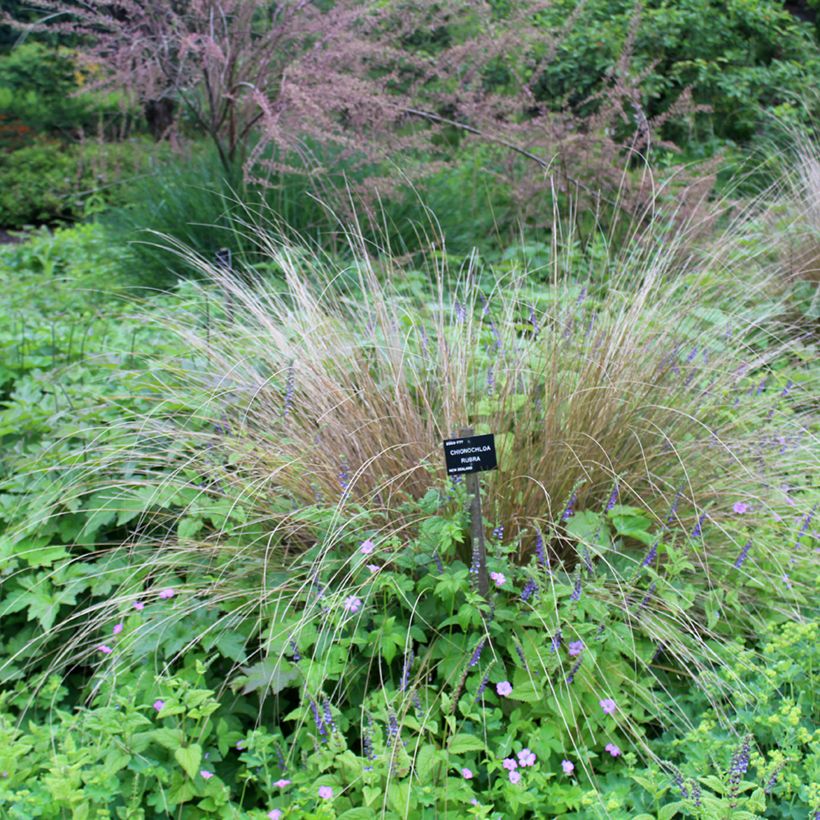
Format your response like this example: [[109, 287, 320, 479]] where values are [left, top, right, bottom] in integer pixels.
[[475, 672, 490, 702], [734, 541, 752, 569], [641, 541, 658, 567], [562, 492, 578, 521], [468, 640, 486, 668], [570, 578, 582, 602], [606, 483, 619, 511], [566, 656, 582, 683], [534, 528, 549, 572], [520, 578, 538, 602]]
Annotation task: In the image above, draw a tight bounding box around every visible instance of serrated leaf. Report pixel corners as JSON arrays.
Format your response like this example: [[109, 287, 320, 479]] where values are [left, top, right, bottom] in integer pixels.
[[337, 810, 376, 820], [658, 801, 685, 820], [447, 734, 486, 754], [387, 781, 413, 816], [363, 786, 381, 807], [238, 659, 300, 695], [174, 743, 202, 780], [415, 745, 442, 781], [177, 517, 204, 540]]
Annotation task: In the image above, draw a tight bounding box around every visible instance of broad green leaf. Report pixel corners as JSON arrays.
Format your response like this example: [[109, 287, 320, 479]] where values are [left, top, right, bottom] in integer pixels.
[[174, 743, 202, 780], [447, 734, 486, 754], [415, 745, 443, 781], [658, 801, 685, 820], [363, 786, 381, 807], [387, 781, 414, 816], [238, 660, 300, 695]]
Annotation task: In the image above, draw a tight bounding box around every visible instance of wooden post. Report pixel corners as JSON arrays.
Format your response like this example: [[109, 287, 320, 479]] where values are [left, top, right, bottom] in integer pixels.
[[215, 247, 233, 322], [460, 426, 489, 599]]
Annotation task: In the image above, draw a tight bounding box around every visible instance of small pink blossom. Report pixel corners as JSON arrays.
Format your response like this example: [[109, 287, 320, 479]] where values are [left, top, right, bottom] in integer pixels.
[[268, 811, 282, 820], [489, 571, 506, 587], [112, 623, 123, 635], [343, 596, 362, 613], [561, 759, 575, 775], [158, 588, 175, 599], [733, 502, 749, 514], [200, 770, 213, 779], [496, 680, 512, 697], [366, 564, 380, 573], [517, 748, 536, 767], [605, 743, 621, 757], [461, 767, 473, 779], [97, 644, 113, 655], [273, 778, 291, 788], [133, 601, 144, 611], [502, 757, 518, 771], [568, 640, 584, 656], [318, 785, 333, 799], [152, 699, 165, 712], [599, 698, 617, 715], [508, 770, 521, 784], [359, 539, 375, 555]]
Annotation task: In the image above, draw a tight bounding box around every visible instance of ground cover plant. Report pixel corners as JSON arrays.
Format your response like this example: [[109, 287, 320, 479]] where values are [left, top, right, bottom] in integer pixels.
[[0, 171, 816, 816]]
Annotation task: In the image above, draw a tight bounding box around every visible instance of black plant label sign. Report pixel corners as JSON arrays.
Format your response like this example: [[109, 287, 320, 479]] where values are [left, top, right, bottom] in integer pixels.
[[443, 433, 497, 476]]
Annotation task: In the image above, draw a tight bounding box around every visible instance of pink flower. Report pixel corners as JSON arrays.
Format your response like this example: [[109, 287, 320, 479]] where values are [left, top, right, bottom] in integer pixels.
[[367, 564, 380, 573], [561, 759, 575, 775], [496, 681, 512, 697], [502, 758, 518, 771], [517, 748, 536, 767], [273, 778, 291, 788], [489, 571, 506, 587], [605, 743, 621, 757], [133, 601, 145, 611], [318, 785, 333, 799], [112, 623, 123, 635], [200, 770, 213, 779], [152, 699, 165, 712], [268, 811, 282, 820], [508, 770, 521, 784], [599, 697, 617, 715], [568, 640, 584, 656], [343, 596, 362, 613], [733, 502, 749, 514], [97, 644, 113, 655], [158, 588, 175, 599], [359, 539, 375, 555], [461, 767, 473, 779]]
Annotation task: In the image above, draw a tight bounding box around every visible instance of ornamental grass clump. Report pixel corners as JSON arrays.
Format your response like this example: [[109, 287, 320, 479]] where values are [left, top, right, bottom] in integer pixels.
[[133, 203, 814, 566], [3, 193, 816, 816]]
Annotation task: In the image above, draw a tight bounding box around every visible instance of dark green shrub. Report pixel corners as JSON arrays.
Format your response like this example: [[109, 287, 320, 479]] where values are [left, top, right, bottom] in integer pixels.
[[529, 0, 820, 150], [0, 139, 156, 229], [0, 42, 128, 137]]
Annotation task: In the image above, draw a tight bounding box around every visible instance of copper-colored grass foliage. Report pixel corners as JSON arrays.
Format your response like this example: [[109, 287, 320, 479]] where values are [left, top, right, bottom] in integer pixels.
[[149, 200, 813, 568]]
